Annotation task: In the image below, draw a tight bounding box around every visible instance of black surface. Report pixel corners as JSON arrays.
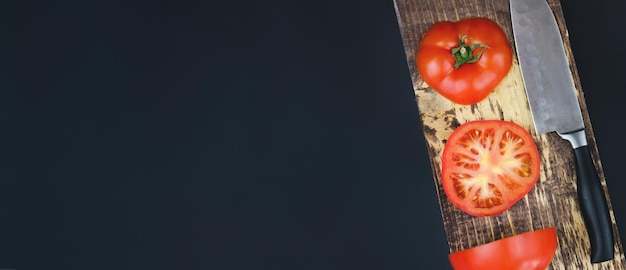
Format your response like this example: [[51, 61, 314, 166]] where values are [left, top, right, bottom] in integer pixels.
[[5, 0, 626, 269]]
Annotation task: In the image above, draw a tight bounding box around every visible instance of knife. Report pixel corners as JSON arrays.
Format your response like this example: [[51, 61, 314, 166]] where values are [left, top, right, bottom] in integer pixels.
[[510, 0, 614, 263]]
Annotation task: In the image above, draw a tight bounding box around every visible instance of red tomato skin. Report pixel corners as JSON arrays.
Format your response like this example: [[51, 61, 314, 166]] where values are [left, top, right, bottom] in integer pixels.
[[416, 18, 512, 105], [441, 120, 540, 217], [448, 227, 558, 270]]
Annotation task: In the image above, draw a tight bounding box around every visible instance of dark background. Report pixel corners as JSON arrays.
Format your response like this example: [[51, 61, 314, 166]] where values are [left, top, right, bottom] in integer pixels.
[[4, 0, 626, 269]]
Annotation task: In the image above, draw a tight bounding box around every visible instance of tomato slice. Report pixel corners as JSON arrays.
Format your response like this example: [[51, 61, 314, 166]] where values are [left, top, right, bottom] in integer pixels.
[[441, 120, 540, 216], [448, 227, 558, 270]]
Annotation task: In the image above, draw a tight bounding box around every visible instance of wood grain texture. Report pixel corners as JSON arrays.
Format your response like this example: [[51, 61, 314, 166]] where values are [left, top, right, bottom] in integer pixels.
[[392, 0, 626, 268]]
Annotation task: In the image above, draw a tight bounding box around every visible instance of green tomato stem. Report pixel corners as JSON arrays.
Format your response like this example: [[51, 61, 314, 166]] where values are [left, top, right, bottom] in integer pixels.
[[451, 36, 489, 69]]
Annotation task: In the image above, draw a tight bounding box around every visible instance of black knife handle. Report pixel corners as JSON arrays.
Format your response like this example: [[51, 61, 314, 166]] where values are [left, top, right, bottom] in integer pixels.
[[573, 145, 614, 263]]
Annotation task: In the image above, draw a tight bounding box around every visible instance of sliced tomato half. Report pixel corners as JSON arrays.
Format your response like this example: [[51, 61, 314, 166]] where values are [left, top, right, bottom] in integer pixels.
[[441, 120, 540, 216], [448, 227, 558, 270]]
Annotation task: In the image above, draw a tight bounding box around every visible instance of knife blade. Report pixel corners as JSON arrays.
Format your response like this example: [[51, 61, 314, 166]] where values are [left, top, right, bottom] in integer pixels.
[[510, 0, 614, 263]]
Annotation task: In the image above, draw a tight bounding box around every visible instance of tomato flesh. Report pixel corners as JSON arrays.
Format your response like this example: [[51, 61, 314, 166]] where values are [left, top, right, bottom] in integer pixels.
[[441, 120, 540, 216], [448, 227, 558, 270], [416, 17, 512, 105]]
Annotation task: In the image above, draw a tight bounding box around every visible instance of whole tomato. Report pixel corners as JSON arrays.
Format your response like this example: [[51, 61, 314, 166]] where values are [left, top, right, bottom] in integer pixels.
[[416, 17, 512, 105]]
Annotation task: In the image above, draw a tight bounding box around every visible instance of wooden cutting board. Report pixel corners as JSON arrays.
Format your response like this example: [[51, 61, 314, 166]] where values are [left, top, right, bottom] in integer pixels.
[[392, 0, 625, 268]]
